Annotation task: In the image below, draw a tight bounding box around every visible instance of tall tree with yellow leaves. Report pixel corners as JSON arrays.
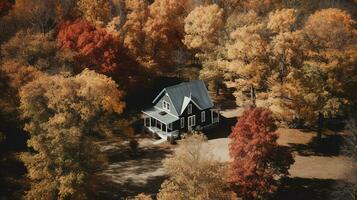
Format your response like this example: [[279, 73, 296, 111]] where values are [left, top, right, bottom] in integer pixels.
[[77, 0, 112, 25], [19, 69, 126, 199], [288, 8, 357, 137]]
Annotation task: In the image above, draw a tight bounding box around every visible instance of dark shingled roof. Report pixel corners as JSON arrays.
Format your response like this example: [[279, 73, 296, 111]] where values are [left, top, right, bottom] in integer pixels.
[[156, 80, 214, 115]]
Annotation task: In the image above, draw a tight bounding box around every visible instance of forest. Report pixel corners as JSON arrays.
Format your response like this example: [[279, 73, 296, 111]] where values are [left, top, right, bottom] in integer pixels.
[[0, 0, 356, 199]]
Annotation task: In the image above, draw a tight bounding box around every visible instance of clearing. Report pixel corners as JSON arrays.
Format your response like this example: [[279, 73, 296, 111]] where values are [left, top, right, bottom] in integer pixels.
[[96, 105, 356, 199]]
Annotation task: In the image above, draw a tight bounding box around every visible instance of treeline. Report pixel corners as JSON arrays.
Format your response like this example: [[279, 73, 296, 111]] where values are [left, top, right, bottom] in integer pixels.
[[0, 0, 356, 199]]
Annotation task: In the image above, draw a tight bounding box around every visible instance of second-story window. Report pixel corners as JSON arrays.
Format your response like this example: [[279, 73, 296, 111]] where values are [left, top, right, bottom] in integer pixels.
[[187, 104, 192, 114], [163, 101, 170, 111]]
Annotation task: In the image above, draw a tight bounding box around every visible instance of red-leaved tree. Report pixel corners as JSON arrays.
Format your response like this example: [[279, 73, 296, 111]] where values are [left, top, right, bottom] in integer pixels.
[[0, 0, 12, 17], [228, 107, 294, 200], [58, 19, 122, 73]]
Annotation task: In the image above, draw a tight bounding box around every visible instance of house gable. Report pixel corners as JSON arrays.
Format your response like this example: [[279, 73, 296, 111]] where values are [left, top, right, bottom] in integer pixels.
[[153, 90, 179, 116], [180, 96, 202, 115]]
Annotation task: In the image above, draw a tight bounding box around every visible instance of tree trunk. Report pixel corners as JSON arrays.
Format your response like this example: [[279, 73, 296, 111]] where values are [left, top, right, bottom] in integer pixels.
[[250, 85, 256, 107], [317, 112, 323, 141]]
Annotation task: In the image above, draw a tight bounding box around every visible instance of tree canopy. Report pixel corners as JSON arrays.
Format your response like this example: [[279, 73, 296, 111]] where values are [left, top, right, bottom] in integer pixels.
[[157, 134, 236, 200], [229, 108, 294, 199], [19, 69, 125, 199]]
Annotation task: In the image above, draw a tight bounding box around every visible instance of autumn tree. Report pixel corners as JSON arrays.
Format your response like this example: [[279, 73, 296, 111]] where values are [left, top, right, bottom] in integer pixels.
[[9, 0, 61, 34], [143, 0, 190, 68], [77, 0, 112, 25], [183, 4, 226, 93], [120, 0, 150, 66], [58, 19, 122, 74], [157, 134, 236, 200], [184, 4, 357, 127], [134, 193, 153, 200], [286, 8, 357, 137], [184, 4, 224, 54], [2, 31, 76, 73], [0, 0, 12, 17], [0, 61, 42, 122], [229, 108, 294, 199], [19, 69, 125, 199]]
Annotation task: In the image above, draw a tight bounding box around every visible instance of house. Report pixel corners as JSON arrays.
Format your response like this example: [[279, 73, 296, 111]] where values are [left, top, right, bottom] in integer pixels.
[[142, 80, 219, 141]]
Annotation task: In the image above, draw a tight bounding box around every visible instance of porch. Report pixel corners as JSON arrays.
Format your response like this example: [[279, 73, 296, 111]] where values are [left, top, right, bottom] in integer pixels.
[[142, 108, 179, 140], [146, 126, 179, 141]]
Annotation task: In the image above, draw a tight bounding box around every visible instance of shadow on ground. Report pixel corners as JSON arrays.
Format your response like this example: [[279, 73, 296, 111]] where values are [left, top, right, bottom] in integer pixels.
[[96, 143, 172, 199], [272, 177, 355, 200], [288, 134, 343, 157], [202, 116, 236, 140]]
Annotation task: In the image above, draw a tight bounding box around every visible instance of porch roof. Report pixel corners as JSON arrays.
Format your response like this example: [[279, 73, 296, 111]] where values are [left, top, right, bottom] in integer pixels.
[[142, 107, 179, 124]]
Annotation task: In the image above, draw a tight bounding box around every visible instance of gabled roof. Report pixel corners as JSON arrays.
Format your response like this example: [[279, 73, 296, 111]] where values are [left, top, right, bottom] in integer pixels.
[[153, 80, 214, 116]]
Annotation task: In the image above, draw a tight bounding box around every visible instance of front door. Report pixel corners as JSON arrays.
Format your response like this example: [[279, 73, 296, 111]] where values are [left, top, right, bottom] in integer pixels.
[[187, 115, 196, 131]]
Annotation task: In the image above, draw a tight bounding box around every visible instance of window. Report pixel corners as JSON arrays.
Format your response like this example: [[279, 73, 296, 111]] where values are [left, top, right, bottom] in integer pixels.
[[188, 115, 196, 127], [180, 117, 185, 128], [163, 100, 170, 111], [201, 111, 205, 122], [168, 123, 172, 130], [187, 104, 192, 114]]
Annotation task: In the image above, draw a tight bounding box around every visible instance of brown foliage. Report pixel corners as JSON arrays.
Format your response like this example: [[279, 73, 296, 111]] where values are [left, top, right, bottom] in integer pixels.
[[229, 108, 294, 199], [304, 8, 356, 50], [157, 134, 236, 200]]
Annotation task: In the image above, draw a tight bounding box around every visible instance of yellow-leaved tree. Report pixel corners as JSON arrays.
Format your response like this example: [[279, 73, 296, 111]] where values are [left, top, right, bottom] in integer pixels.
[[157, 134, 236, 200], [19, 69, 126, 199]]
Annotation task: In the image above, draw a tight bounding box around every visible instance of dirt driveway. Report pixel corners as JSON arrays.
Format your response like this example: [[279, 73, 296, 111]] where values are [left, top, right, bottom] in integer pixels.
[[206, 127, 356, 200], [96, 105, 356, 200], [96, 138, 173, 199]]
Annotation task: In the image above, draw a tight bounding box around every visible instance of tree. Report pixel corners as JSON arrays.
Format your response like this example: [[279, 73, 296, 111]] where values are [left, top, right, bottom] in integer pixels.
[[117, 0, 193, 70], [1, 31, 76, 73], [183, 4, 224, 51], [304, 8, 356, 50], [0, 61, 43, 120], [287, 8, 357, 137], [143, 0, 189, 68], [228, 108, 294, 200], [157, 134, 236, 200], [0, 0, 12, 17], [120, 0, 150, 67], [184, 5, 357, 127], [19, 69, 126, 199], [134, 193, 153, 200], [183, 4, 226, 94], [9, 0, 61, 34], [77, 0, 112, 25], [58, 19, 123, 74]]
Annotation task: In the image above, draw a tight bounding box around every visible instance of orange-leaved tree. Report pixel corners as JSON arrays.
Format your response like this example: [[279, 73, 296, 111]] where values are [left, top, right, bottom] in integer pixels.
[[58, 19, 122, 74], [228, 107, 294, 200]]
